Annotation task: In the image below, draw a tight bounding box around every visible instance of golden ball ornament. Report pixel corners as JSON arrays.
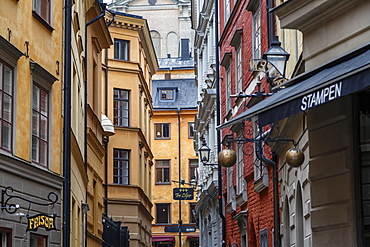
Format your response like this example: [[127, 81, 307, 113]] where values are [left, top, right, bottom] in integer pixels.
[[218, 149, 237, 167], [286, 148, 304, 167]]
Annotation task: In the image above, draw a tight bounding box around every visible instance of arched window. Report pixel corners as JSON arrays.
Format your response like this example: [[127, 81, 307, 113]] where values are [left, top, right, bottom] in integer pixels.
[[166, 32, 178, 58], [150, 30, 161, 58], [296, 182, 304, 247]]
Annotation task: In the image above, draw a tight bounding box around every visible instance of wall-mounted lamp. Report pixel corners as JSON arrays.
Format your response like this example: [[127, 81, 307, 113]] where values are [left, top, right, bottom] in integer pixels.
[[249, 36, 290, 87], [286, 147, 305, 167], [198, 139, 236, 167]]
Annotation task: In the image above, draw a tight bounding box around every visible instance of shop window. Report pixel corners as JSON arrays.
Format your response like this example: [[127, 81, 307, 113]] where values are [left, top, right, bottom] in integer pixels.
[[113, 149, 130, 185], [155, 160, 170, 184], [358, 93, 370, 245], [156, 203, 171, 224], [30, 233, 47, 247], [155, 123, 170, 139], [0, 60, 13, 153], [32, 84, 49, 168], [113, 88, 129, 127], [0, 228, 11, 247], [33, 0, 51, 26], [114, 39, 129, 61]]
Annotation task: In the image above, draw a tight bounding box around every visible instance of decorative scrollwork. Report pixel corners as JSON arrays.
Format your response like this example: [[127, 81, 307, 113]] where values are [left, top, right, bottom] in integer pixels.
[[1, 186, 58, 215]]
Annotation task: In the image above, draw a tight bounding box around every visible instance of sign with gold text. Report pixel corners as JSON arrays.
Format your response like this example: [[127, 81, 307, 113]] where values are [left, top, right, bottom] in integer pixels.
[[27, 214, 56, 231], [173, 188, 194, 200]]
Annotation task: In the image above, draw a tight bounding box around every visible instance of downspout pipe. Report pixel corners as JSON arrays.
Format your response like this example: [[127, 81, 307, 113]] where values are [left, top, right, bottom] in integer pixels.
[[63, 0, 72, 246], [177, 107, 182, 247], [255, 128, 281, 247], [214, 0, 226, 245]]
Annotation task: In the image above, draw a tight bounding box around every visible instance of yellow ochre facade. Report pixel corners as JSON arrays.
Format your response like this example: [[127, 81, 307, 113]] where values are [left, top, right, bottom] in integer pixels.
[[104, 11, 158, 247]]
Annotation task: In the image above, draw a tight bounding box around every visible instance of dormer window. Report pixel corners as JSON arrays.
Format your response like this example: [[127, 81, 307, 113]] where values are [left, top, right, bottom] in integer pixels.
[[161, 89, 174, 100]]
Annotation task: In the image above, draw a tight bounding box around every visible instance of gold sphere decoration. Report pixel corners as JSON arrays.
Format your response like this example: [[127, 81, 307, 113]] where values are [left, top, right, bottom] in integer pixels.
[[218, 149, 237, 167], [286, 148, 304, 167]]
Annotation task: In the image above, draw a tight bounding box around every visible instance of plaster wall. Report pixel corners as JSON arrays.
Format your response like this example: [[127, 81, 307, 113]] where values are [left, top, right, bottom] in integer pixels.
[[307, 96, 357, 247], [151, 110, 199, 246]]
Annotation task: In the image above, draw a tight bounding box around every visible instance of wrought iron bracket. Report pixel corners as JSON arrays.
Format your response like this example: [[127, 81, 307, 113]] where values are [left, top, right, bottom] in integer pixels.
[[1, 186, 58, 215]]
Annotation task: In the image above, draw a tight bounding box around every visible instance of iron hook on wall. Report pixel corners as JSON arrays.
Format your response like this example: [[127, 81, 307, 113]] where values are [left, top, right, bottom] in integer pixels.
[[1, 186, 58, 215]]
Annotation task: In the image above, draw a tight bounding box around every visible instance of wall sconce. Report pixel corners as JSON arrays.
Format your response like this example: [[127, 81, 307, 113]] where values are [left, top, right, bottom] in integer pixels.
[[198, 139, 236, 167], [249, 36, 290, 87]]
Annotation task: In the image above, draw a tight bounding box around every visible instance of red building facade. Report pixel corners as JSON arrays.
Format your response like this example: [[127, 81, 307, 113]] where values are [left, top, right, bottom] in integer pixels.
[[218, 0, 278, 246]]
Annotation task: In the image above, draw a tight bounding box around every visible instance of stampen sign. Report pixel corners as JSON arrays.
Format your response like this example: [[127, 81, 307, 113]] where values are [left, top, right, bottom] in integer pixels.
[[27, 214, 56, 231], [301, 82, 342, 111]]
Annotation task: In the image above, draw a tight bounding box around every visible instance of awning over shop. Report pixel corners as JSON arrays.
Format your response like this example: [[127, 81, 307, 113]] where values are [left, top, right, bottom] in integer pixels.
[[186, 235, 199, 239], [152, 235, 175, 242], [218, 46, 370, 129]]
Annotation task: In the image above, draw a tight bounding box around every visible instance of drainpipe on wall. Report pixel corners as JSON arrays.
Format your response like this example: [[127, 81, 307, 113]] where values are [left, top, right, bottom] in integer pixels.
[[255, 129, 281, 247], [267, 0, 275, 47], [62, 0, 72, 246], [177, 107, 182, 247]]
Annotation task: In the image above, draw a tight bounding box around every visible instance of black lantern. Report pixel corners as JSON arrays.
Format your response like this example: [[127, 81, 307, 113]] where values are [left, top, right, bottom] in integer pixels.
[[263, 36, 290, 79], [198, 139, 211, 165]]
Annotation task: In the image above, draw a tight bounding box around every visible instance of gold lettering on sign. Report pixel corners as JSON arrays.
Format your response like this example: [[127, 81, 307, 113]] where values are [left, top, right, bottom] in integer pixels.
[[27, 214, 56, 231]]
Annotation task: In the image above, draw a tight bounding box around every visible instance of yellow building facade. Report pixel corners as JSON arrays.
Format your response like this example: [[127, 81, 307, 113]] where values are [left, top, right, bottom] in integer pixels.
[[0, 0, 63, 246], [104, 12, 158, 247], [151, 78, 199, 247], [67, 1, 114, 246]]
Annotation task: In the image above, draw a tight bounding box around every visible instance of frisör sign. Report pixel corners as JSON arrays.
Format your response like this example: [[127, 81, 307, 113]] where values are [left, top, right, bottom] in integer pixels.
[[27, 214, 56, 231]]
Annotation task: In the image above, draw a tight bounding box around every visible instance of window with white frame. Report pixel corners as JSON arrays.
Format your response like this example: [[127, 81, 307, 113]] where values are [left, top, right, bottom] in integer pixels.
[[114, 39, 130, 61], [189, 159, 198, 182], [236, 42, 243, 94], [253, 119, 264, 180], [260, 228, 268, 247], [113, 88, 129, 127], [32, 84, 49, 167], [113, 149, 130, 185], [155, 159, 171, 184], [236, 139, 244, 195], [188, 122, 195, 139], [253, 7, 262, 59], [33, 0, 51, 25], [226, 65, 232, 111], [225, 0, 231, 23], [0, 60, 13, 153], [160, 89, 174, 100], [227, 166, 234, 203], [156, 203, 171, 224], [155, 123, 170, 139]]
